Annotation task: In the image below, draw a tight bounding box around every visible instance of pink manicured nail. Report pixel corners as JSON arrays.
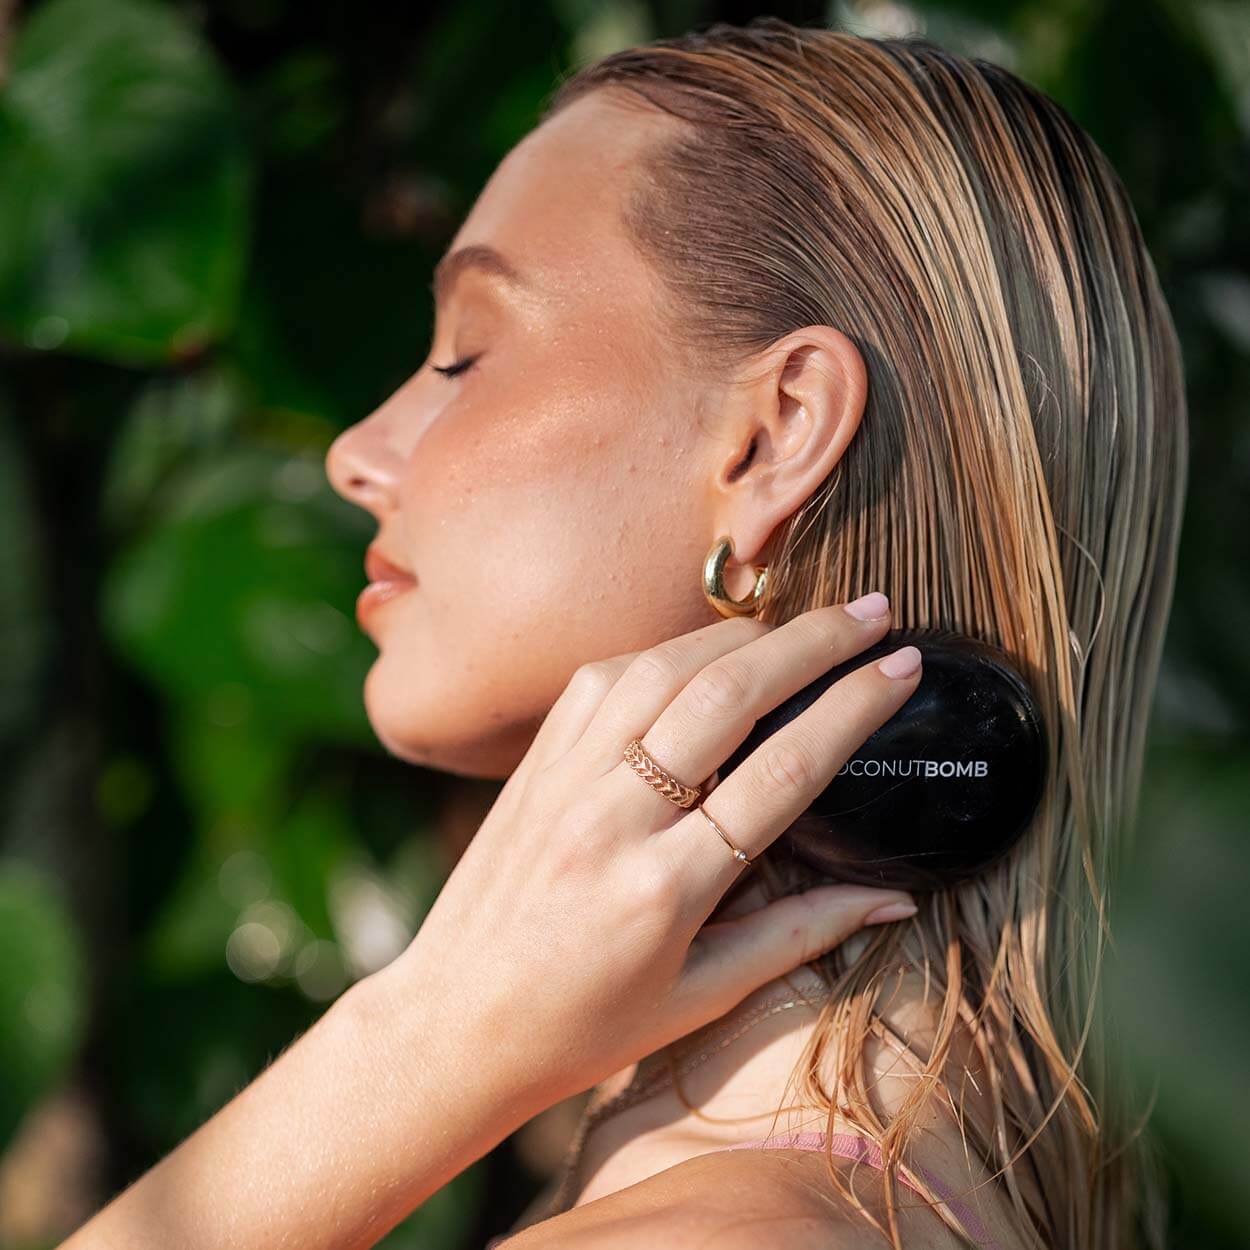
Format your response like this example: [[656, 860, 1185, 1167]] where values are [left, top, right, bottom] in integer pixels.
[[864, 900, 918, 924], [878, 645, 922, 678], [843, 591, 889, 621]]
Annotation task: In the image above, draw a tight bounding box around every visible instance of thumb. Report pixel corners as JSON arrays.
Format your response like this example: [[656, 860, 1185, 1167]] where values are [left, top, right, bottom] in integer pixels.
[[681, 885, 918, 1008]]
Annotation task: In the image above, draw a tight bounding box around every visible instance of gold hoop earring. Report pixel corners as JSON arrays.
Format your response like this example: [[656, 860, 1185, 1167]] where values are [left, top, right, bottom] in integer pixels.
[[702, 534, 769, 619]]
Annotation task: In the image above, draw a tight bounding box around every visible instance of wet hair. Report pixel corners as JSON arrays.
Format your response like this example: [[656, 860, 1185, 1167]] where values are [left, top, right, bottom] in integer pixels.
[[541, 18, 1186, 1249]]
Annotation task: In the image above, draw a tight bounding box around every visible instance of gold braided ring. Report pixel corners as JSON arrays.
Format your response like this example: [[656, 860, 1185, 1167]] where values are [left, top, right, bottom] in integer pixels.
[[623, 738, 704, 809], [696, 803, 754, 867]]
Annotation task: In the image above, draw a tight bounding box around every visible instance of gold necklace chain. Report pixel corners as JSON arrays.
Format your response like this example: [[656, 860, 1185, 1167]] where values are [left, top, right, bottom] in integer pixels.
[[543, 976, 833, 1218]]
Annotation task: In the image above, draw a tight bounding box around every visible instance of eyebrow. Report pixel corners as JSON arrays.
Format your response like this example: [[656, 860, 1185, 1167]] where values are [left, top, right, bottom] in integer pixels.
[[429, 244, 528, 306]]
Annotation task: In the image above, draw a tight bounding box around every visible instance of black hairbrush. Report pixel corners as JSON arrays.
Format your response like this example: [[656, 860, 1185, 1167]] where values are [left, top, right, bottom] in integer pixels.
[[719, 628, 1048, 891]]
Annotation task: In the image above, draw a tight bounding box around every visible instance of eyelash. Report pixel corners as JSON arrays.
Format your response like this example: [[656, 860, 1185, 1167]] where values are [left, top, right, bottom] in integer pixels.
[[430, 355, 479, 379]]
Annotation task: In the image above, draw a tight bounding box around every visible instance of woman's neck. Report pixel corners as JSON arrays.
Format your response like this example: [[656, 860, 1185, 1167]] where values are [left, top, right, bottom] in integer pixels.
[[572, 879, 882, 1205], [567, 878, 1040, 1250]]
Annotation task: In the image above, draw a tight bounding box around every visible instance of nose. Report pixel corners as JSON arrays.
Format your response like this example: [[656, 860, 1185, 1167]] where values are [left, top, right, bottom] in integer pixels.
[[325, 410, 406, 516]]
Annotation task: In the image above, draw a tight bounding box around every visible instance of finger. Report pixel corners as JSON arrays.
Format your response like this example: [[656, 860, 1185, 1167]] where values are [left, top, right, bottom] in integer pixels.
[[534, 614, 764, 771], [524, 652, 642, 769], [579, 613, 772, 768], [657, 642, 923, 915], [597, 598, 892, 826], [679, 884, 919, 1010]]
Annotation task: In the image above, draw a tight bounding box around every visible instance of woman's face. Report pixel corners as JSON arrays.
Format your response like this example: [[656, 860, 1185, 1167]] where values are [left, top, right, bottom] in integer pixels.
[[325, 91, 719, 779], [325, 89, 862, 779]]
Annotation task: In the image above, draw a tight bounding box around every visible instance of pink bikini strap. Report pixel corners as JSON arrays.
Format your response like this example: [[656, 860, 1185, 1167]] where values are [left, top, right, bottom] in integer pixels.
[[709, 1130, 1004, 1249]]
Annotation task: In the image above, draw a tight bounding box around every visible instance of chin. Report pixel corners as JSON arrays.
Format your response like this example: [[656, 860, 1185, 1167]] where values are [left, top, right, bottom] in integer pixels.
[[372, 727, 513, 779], [362, 659, 533, 780]]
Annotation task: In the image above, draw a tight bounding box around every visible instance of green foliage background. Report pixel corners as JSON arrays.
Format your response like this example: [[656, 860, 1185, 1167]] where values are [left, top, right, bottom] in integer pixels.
[[0, 0, 1246, 1246]]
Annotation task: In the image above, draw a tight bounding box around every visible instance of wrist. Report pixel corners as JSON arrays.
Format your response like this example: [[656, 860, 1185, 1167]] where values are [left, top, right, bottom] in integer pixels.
[[343, 949, 542, 1151]]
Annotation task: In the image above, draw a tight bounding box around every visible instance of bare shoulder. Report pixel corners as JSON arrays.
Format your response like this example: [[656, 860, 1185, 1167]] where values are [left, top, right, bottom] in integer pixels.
[[502, 1147, 973, 1250]]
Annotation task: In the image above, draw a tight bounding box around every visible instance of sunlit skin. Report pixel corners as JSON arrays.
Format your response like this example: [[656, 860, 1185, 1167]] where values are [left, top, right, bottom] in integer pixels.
[[325, 88, 865, 780], [325, 89, 1021, 1245]]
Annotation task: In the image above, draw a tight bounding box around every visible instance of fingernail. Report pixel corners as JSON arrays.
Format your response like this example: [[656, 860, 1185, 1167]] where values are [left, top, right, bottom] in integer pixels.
[[878, 645, 922, 679], [844, 591, 889, 621], [864, 900, 918, 925]]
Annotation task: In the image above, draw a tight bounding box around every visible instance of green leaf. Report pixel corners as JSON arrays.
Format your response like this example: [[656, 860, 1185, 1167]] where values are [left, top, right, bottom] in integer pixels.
[[0, 0, 251, 364], [1107, 739, 1250, 1224], [100, 366, 247, 533], [101, 446, 375, 743], [0, 859, 87, 1148]]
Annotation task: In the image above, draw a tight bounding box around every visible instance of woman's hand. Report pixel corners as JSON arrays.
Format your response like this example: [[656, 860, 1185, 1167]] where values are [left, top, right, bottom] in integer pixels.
[[58, 596, 923, 1250], [386, 595, 922, 1123]]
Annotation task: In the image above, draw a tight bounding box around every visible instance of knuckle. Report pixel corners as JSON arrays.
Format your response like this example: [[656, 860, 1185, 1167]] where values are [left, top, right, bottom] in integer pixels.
[[685, 660, 753, 721], [568, 660, 617, 700], [627, 644, 686, 692], [791, 609, 842, 648], [631, 857, 682, 918], [702, 615, 770, 643], [547, 797, 600, 865], [758, 735, 821, 793], [724, 616, 774, 645], [845, 670, 891, 722]]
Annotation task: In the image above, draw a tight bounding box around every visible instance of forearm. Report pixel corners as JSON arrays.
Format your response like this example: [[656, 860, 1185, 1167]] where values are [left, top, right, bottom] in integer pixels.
[[61, 958, 528, 1250]]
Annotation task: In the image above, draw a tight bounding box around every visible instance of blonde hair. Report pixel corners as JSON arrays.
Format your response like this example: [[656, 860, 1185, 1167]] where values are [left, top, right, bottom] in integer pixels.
[[542, 19, 1187, 1250]]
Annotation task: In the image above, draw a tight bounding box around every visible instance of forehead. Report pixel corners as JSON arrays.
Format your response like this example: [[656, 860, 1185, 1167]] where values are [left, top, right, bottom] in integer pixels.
[[443, 90, 679, 311]]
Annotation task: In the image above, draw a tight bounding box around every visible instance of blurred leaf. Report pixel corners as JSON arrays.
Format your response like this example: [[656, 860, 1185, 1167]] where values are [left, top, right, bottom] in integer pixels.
[[0, 859, 86, 1148], [101, 446, 374, 743], [1060, 0, 1241, 222], [170, 703, 295, 829], [903, 0, 1037, 26], [0, 0, 251, 364], [1107, 737, 1250, 1234], [100, 367, 246, 534], [142, 842, 242, 982], [143, 707, 292, 978], [406, 0, 565, 181], [1188, 1, 1250, 133], [145, 726, 360, 979], [229, 161, 436, 422], [0, 390, 50, 745], [266, 781, 355, 940], [110, 965, 316, 1151], [144, 706, 359, 982], [251, 47, 346, 158]]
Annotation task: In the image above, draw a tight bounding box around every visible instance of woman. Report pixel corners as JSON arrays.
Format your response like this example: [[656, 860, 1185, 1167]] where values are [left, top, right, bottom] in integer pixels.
[[61, 18, 1186, 1250]]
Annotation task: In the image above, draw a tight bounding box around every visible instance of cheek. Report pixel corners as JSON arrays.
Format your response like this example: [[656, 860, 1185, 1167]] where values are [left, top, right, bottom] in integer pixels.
[[401, 374, 700, 635], [366, 373, 714, 765]]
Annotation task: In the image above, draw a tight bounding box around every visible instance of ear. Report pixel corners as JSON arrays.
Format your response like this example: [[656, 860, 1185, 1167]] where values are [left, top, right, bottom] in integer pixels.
[[707, 325, 867, 598]]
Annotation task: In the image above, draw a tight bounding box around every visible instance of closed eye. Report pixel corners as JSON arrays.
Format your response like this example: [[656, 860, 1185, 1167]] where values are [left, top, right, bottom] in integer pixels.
[[431, 355, 479, 379]]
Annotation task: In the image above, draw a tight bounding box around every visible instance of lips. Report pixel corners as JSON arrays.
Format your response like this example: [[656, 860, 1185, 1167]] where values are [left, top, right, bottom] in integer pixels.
[[358, 544, 416, 628], [365, 545, 415, 584]]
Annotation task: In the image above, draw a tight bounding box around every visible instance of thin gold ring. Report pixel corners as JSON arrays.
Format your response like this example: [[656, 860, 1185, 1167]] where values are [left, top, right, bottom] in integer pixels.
[[696, 803, 754, 867], [623, 738, 703, 809]]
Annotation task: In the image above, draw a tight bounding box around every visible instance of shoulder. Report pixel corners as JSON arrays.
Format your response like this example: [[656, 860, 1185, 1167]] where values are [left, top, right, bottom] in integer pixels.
[[501, 1146, 971, 1250]]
